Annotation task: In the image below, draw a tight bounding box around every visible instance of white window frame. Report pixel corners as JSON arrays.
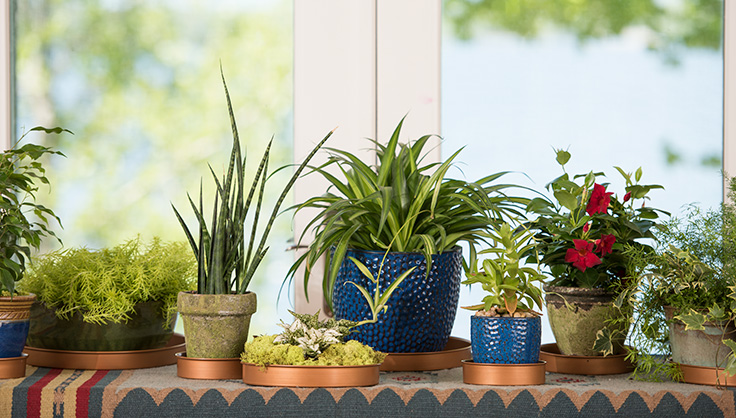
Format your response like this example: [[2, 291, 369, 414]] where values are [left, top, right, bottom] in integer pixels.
[[2, 1, 733, 311]]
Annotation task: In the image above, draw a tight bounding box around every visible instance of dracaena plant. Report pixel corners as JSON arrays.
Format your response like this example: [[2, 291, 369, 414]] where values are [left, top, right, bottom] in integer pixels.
[[526, 149, 666, 291], [461, 223, 545, 316], [1, 126, 70, 297], [172, 70, 332, 295], [288, 117, 528, 308]]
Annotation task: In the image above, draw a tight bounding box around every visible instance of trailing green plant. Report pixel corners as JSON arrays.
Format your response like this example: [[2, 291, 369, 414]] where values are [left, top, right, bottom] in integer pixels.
[[289, 117, 529, 308], [527, 149, 666, 291], [172, 68, 332, 295], [19, 236, 196, 326], [461, 223, 544, 316], [346, 256, 415, 326], [603, 182, 736, 381], [1, 126, 70, 297]]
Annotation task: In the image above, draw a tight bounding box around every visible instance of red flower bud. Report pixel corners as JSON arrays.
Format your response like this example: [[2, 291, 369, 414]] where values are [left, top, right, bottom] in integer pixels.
[[623, 192, 631, 202]]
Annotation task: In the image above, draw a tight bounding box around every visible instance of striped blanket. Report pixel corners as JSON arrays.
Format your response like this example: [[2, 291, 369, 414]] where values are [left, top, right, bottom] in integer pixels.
[[1, 365, 735, 417]]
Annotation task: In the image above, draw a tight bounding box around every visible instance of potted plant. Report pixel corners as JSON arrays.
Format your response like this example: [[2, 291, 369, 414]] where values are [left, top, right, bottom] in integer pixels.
[[172, 70, 333, 361], [241, 257, 413, 387], [20, 236, 195, 353], [460, 223, 547, 385], [620, 188, 736, 385], [0, 126, 67, 377], [289, 117, 528, 353], [527, 149, 665, 358]]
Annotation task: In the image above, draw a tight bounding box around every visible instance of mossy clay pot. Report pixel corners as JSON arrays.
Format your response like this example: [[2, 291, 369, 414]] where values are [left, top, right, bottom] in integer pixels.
[[26, 300, 175, 351], [664, 306, 736, 368], [544, 284, 626, 356], [177, 291, 257, 359], [0, 294, 35, 358]]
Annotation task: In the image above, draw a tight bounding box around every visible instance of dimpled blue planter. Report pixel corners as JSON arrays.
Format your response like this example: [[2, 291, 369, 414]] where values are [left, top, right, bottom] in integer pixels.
[[0, 320, 30, 358], [471, 315, 541, 364], [333, 247, 462, 353]]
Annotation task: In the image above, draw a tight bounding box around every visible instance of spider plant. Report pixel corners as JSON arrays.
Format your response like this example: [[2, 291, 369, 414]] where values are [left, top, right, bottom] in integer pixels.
[[172, 70, 332, 295], [288, 117, 529, 308]]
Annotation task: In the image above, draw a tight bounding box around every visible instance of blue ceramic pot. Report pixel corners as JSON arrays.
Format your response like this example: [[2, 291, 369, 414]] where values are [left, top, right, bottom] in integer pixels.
[[333, 247, 462, 353], [0, 295, 35, 358], [470, 315, 541, 364]]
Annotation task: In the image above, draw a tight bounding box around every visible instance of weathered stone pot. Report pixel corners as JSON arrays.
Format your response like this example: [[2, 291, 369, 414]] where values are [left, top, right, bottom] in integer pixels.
[[664, 306, 735, 368], [544, 284, 626, 356], [470, 315, 541, 364], [0, 294, 35, 358], [333, 247, 462, 353], [26, 300, 175, 351], [177, 291, 257, 359]]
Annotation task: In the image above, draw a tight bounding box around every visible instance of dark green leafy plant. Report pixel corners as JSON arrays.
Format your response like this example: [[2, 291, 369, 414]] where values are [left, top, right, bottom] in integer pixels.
[[461, 223, 544, 316], [19, 237, 195, 326], [289, 117, 528, 308], [172, 70, 332, 295], [1, 126, 70, 296], [527, 149, 666, 290], [609, 188, 736, 381]]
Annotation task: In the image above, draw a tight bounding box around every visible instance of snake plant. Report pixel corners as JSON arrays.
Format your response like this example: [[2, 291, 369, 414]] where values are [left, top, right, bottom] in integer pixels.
[[172, 70, 332, 295]]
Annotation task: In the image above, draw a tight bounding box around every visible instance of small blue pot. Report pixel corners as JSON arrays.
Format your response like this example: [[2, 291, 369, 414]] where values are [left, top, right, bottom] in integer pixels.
[[0, 295, 35, 358], [471, 315, 541, 364], [333, 247, 462, 353]]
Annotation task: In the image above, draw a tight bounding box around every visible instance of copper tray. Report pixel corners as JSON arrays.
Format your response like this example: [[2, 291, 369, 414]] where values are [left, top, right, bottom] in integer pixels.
[[242, 362, 380, 387], [23, 334, 185, 370], [176, 352, 242, 380], [678, 363, 736, 387], [462, 360, 546, 385], [540, 343, 634, 375], [0, 354, 27, 379], [380, 336, 471, 371]]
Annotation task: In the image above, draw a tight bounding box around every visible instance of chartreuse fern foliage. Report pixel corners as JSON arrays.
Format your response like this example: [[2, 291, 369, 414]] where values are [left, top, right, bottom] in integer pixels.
[[19, 237, 196, 326]]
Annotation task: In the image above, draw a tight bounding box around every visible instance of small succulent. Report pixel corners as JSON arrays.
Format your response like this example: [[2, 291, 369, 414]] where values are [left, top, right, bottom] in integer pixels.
[[462, 223, 544, 316], [273, 311, 357, 359]]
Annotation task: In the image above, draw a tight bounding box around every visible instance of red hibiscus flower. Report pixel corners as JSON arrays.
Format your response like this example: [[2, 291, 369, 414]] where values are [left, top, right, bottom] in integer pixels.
[[595, 234, 616, 256], [623, 192, 631, 202], [565, 239, 602, 272], [586, 183, 613, 216]]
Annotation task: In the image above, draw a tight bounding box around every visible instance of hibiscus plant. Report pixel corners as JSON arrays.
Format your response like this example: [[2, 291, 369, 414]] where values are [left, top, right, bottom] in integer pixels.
[[526, 149, 666, 290]]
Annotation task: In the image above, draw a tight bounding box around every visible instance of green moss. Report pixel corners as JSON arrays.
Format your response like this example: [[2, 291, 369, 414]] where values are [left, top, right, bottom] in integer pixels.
[[18, 236, 196, 325], [241, 335, 386, 367]]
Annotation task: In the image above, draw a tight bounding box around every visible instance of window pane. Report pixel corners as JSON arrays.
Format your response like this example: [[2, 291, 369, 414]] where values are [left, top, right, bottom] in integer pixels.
[[14, 0, 293, 335], [442, 0, 723, 342]]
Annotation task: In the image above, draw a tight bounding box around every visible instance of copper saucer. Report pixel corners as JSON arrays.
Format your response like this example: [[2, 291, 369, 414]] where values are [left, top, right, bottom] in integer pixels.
[[23, 334, 185, 370], [380, 337, 471, 371], [678, 363, 736, 387], [462, 360, 546, 385], [242, 362, 380, 387], [540, 343, 634, 375], [0, 354, 28, 379], [176, 353, 242, 380]]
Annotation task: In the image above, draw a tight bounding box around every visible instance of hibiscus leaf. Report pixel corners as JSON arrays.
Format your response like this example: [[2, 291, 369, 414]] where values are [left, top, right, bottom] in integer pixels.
[[555, 149, 571, 166], [554, 190, 578, 211]]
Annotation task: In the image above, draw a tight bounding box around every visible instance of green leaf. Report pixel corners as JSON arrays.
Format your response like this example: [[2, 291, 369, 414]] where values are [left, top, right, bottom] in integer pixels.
[[592, 327, 618, 357], [675, 310, 707, 331], [555, 149, 571, 166], [553, 190, 578, 211]]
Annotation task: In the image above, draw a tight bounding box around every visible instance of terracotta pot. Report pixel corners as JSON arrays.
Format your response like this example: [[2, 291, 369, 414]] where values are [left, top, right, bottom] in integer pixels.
[[333, 247, 462, 353], [544, 284, 626, 356], [664, 306, 735, 368], [470, 315, 541, 364], [26, 300, 175, 351], [177, 291, 257, 358], [0, 294, 35, 358]]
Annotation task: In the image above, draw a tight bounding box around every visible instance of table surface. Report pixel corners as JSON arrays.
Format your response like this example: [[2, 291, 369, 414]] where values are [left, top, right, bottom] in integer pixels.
[[2, 364, 735, 417]]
